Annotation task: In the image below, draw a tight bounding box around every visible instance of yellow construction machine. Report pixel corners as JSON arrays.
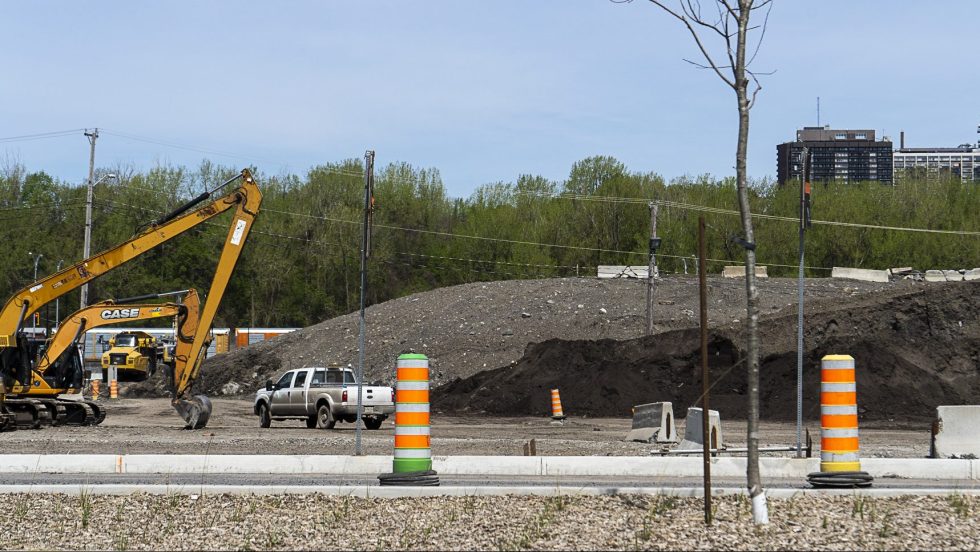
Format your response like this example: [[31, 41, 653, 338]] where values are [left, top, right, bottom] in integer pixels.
[[0, 169, 262, 430], [100, 331, 165, 382], [22, 290, 201, 427]]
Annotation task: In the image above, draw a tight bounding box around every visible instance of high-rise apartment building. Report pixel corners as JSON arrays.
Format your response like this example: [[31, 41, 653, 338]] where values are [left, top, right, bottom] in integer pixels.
[[776, 127, 893, 185]]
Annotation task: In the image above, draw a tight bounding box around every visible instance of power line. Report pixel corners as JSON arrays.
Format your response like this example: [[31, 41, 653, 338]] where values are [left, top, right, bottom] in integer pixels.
[[0, 129, 86, 144], [513, 190, 980, 236]]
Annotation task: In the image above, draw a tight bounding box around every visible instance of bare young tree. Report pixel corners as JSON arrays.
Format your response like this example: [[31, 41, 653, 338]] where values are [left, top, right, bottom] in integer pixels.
[[630, 0, 774, 524]]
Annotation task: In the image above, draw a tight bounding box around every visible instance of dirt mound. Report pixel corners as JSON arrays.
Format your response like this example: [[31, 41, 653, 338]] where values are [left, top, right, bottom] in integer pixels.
[[433, 281, 980, 422]]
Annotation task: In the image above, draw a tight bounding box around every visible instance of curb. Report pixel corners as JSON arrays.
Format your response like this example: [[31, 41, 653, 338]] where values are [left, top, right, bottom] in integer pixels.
[[0, 484, 978, 498], [0, 455, 976, 480]]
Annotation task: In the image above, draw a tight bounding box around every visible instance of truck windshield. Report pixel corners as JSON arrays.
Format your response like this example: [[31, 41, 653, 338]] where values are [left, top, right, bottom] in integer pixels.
[[115, 335, 137, 347]]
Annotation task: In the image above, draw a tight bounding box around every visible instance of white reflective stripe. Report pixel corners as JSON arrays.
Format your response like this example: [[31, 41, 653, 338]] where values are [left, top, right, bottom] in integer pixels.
[[396, 403, 430, 413], [397, 360, 429, 369], [821, 382, 856, 393], [821, 359, 854, 369], [394, 426, 430, 436], [821, 405, 858, 415], [396, 381, 430, 391], [821, 452, 860, 462], [822, 428, 860, 438], [394, 449, 432, 458]]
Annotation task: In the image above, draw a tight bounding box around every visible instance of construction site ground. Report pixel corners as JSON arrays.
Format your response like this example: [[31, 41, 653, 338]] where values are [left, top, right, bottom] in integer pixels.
[[0, 397, 930, 458]]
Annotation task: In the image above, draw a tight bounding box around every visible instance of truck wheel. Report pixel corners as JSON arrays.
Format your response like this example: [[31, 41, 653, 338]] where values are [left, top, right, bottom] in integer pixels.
[[258, 403, 271, 428], [316, 404, 336, 430], [364, 417, 383, 430], [305, 415, 317, 428]]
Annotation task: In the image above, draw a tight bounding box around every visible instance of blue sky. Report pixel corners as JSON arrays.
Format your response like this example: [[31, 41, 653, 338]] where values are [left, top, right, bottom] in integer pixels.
[[2, 1, 977, 198]]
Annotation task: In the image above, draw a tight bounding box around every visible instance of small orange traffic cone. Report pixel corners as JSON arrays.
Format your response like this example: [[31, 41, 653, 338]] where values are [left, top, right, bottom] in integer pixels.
[[550, 388, 566, 423]]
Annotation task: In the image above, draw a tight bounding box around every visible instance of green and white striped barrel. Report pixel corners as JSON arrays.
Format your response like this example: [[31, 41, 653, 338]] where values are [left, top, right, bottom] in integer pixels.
[[393, 353, 431, 473]]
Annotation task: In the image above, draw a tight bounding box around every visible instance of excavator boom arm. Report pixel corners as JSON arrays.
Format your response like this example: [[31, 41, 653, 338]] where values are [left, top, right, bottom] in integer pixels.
[[0, 169, 259, 348], [31, 290, 200, 378]]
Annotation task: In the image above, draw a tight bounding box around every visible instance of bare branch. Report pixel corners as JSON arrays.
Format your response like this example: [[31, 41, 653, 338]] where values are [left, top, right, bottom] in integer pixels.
[[745, 0, 773, 67], [647, 0, 736, 89]]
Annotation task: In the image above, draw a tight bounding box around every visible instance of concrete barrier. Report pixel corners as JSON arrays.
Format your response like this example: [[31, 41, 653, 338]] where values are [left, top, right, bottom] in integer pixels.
[[931, 405, 980, 459], [965, 269, 980, 281], [677, 407, 723, 451], [943, 270, 965, 281], [597, 266, 649, 279], [831, 267, 890, 283], [625, 402, 677, 443], [722, 266, 768, 278]]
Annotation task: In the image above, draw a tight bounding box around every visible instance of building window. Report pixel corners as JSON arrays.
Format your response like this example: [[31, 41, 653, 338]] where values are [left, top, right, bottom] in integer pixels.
[[855, 133, 867, 140], [835, 133, 846, 140]]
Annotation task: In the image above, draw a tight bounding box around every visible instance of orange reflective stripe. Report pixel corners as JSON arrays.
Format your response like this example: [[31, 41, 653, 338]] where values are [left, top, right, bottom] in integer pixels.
[[394, 434, 430, 449], [397, 389, 429, 403], [821, 369, 855, 383], [397, 367, 429, 381], [821, 392, 857, 406], [821, 437, 860, 452], [822, 414, 859, 428], [395, 412, 430, 426]]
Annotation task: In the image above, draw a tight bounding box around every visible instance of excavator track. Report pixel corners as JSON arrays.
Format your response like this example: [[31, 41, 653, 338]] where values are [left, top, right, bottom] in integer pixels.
[[3, 399, 54, 429], [1, 398, 105, 429], [40, 398, 106, 426]]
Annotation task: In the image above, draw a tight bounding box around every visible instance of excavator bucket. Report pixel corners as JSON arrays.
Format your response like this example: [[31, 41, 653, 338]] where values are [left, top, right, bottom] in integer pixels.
[[173, 394, 212, 430]]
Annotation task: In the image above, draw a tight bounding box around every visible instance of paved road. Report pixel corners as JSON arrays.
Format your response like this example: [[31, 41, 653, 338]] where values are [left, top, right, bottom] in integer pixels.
[[2, 473, 977, 489]]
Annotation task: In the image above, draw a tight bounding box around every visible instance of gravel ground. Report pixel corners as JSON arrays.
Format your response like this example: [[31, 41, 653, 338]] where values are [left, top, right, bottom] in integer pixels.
[[0, 493, 976, 550], [0, 398, 931, 457]]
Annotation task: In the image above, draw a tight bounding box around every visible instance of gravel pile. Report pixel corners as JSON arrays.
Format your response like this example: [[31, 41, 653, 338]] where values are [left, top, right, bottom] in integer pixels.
[[179, 276, 911, 396], [1, 493, 976, 550]]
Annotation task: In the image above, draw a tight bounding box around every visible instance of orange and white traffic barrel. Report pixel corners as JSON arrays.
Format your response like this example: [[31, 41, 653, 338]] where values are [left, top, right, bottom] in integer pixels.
[[91, 379, 101, 399], [819, 355, 861, 472], [550, 388, 566, 420], [393, 353, 431, 474], [109, 380, 119, 399]]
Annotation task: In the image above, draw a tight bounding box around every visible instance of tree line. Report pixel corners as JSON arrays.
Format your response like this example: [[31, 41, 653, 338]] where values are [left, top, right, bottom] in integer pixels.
[[1, 156, 977, 328]]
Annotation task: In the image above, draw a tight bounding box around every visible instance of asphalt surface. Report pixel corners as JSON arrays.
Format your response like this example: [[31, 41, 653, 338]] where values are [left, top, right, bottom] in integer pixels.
[[2, 472, 977, 490]]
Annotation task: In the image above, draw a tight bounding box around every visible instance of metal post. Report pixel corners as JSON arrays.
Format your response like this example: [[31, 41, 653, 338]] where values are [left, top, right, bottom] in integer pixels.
[[81, 128, 98, 309], [796, 147, 808, 458], [698, 215, 711, 525], [646, 202, 659, 335], [355, 150, 375, 456]]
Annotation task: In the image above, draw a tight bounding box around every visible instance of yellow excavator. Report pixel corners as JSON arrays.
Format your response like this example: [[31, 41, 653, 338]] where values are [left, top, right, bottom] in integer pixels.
[[0, 169, 262, 430], [23, 289, 201, 427]]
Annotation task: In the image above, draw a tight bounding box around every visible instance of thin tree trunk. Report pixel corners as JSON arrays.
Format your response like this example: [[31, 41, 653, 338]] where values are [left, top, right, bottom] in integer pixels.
[[734, 1, 768, 525]]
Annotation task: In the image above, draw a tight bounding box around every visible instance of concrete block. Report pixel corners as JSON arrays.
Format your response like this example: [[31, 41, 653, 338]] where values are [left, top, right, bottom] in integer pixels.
[[943, 270, 965, 282], [965, 269, 980, 281], [831, 267, 890, 283], [924, 270, 946, 282], [722, 266, 768, 278], [626, 402, 677, 443], [677, 407, 723, 451], [889, 267, 914, 276], [931, 405, 980, 459], [597, 265, 648, 279]]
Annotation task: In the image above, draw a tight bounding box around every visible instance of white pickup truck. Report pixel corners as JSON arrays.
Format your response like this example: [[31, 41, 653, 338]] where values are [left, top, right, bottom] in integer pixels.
[[253, 366, 394, 430]]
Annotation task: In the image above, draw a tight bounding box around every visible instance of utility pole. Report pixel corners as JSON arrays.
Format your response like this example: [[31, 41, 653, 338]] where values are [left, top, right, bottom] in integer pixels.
[[81, 128, 98, 309], [55, 259, 64, 328], [796, 147, 811, 458], [645, 202, 660, 335], [355, 150, 375, 456]]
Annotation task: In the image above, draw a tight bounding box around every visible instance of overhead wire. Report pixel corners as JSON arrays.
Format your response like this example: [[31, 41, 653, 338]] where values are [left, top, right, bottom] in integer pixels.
[[0, 129, 87, 144]]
